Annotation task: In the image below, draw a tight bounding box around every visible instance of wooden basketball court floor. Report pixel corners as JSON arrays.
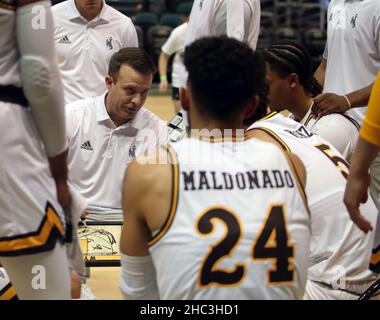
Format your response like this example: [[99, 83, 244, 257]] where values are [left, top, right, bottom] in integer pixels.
[[88, 93, 174, 300]]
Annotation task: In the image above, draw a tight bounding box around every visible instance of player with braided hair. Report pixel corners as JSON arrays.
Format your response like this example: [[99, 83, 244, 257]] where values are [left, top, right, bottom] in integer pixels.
[[263, 41, 360, 162]]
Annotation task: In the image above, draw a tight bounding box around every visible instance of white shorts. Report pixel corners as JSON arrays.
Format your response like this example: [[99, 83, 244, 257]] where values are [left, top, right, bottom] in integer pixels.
[[0, 102, 66, 256]]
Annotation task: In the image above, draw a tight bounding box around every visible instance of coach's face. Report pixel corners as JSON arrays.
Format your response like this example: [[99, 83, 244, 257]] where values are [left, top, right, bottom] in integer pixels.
[[266, 63, 290, 113], [75, 0, 102, 14], [105, 65, 152, 126]]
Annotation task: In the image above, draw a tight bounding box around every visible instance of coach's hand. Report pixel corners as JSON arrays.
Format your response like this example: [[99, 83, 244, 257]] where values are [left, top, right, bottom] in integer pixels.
[[312, 93, 350, 117]]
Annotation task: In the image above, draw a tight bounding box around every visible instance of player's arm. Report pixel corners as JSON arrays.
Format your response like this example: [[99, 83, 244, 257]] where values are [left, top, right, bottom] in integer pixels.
[[158, 52, 170, 93], [120, 149, 172, 299], [314, 58, 326, 87], [344, 138, 378, 233], [120, 160, 158, 299], [312, 83, 374, 117], [16, 0, 70, 207]]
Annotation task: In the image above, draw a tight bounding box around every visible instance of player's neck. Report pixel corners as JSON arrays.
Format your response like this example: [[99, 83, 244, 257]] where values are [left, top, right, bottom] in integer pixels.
[[190, 119, 245, 139], [288, 95, 313, 122]]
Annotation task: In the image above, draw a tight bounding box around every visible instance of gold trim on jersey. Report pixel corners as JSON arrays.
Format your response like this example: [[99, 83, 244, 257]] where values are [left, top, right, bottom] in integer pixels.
[[251, 203, 296, 286], [370, 246, 380, 272], [195, 206, 246, 289], [0, 283, 17, 300], [197, 136, 248, 143], [281, 150, 309, 211], [246, 127, 291, 153], [148, 144, 179, 247], [303, 112, 314, 127], [0, 203, 64, 256], [257, 111, 278, 122], [243, 127, 308, 209]]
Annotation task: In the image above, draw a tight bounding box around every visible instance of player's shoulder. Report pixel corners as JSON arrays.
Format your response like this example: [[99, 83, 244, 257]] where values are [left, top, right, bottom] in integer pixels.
[[316, 113, 359, 133], [172, 22, 188, 34]]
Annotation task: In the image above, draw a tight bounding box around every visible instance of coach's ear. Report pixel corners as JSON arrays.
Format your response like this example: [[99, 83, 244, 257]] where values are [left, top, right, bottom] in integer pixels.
[[243, 95, 259, 121], [180, 87, 190, 111], [105, 75, 114, 89]]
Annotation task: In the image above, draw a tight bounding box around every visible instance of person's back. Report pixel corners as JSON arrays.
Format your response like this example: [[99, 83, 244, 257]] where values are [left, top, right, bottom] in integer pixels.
[[186, 0, 260, 49], [149, 137, 310, 299], [248, 113, 378, 298]]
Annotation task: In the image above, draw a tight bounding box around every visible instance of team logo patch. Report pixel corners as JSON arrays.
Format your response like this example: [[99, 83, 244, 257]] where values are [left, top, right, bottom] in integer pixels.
[[106, 36, 113, 50], [58, 35, 71, 44], [80, 141, 93, 151], [350, 14, 358, 28], [128, 144, 136, 159]]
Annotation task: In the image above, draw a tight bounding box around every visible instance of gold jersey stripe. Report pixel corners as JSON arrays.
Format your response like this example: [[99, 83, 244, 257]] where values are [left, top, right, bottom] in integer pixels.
[[370, 250, 380, 266], [247, 127, 291, 153], [0, 204, 64, 254], [0, 283, 17, 300], [148, 144, 179, 247]]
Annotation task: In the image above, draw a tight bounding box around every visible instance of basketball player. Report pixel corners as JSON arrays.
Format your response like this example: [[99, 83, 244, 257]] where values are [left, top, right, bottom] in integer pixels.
[[0, 0, 72, 299], [246, 103, 379, 299], [119, 37, 311, 300], [263, 42, 360, 162]]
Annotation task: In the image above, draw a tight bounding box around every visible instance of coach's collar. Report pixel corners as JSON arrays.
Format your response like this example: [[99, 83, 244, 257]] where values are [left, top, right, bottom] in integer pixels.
[[68, 0, 109, 23]]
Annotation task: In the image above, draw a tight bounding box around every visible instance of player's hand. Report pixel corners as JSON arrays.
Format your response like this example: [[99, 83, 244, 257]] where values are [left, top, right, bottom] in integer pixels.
[[159, 80, 168, 93], [55, 179, 71, 210], [71, 270, 81, 299], [344, 171, 373, 233], [48, 150, 71, 209], [312, 93, 350, 117]]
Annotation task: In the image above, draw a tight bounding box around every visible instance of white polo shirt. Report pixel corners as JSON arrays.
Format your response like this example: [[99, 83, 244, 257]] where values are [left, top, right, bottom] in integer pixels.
[[178, 0, 260, 88], [323, 0, 380, 124], [185, 0, 260, 49], [161, 22, 188, 88], [52, 0, 138, 104], [66, 93, 168, 222]]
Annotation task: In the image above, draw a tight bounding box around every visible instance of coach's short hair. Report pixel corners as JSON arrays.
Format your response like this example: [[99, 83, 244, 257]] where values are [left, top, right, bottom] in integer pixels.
[[183, 36, 265, 121], [108, 47, 156, 81]]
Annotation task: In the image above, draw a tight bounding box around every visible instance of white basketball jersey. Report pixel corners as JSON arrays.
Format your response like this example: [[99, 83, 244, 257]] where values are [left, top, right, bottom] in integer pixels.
[[0, 1, 21, 86], [248, 112, 378, 290], [149, 137, 311, 299]]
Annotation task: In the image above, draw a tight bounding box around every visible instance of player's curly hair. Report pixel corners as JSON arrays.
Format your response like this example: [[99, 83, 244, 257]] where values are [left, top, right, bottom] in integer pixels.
[[263, 41, 322, 97], [183, 36, 266, 121]]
